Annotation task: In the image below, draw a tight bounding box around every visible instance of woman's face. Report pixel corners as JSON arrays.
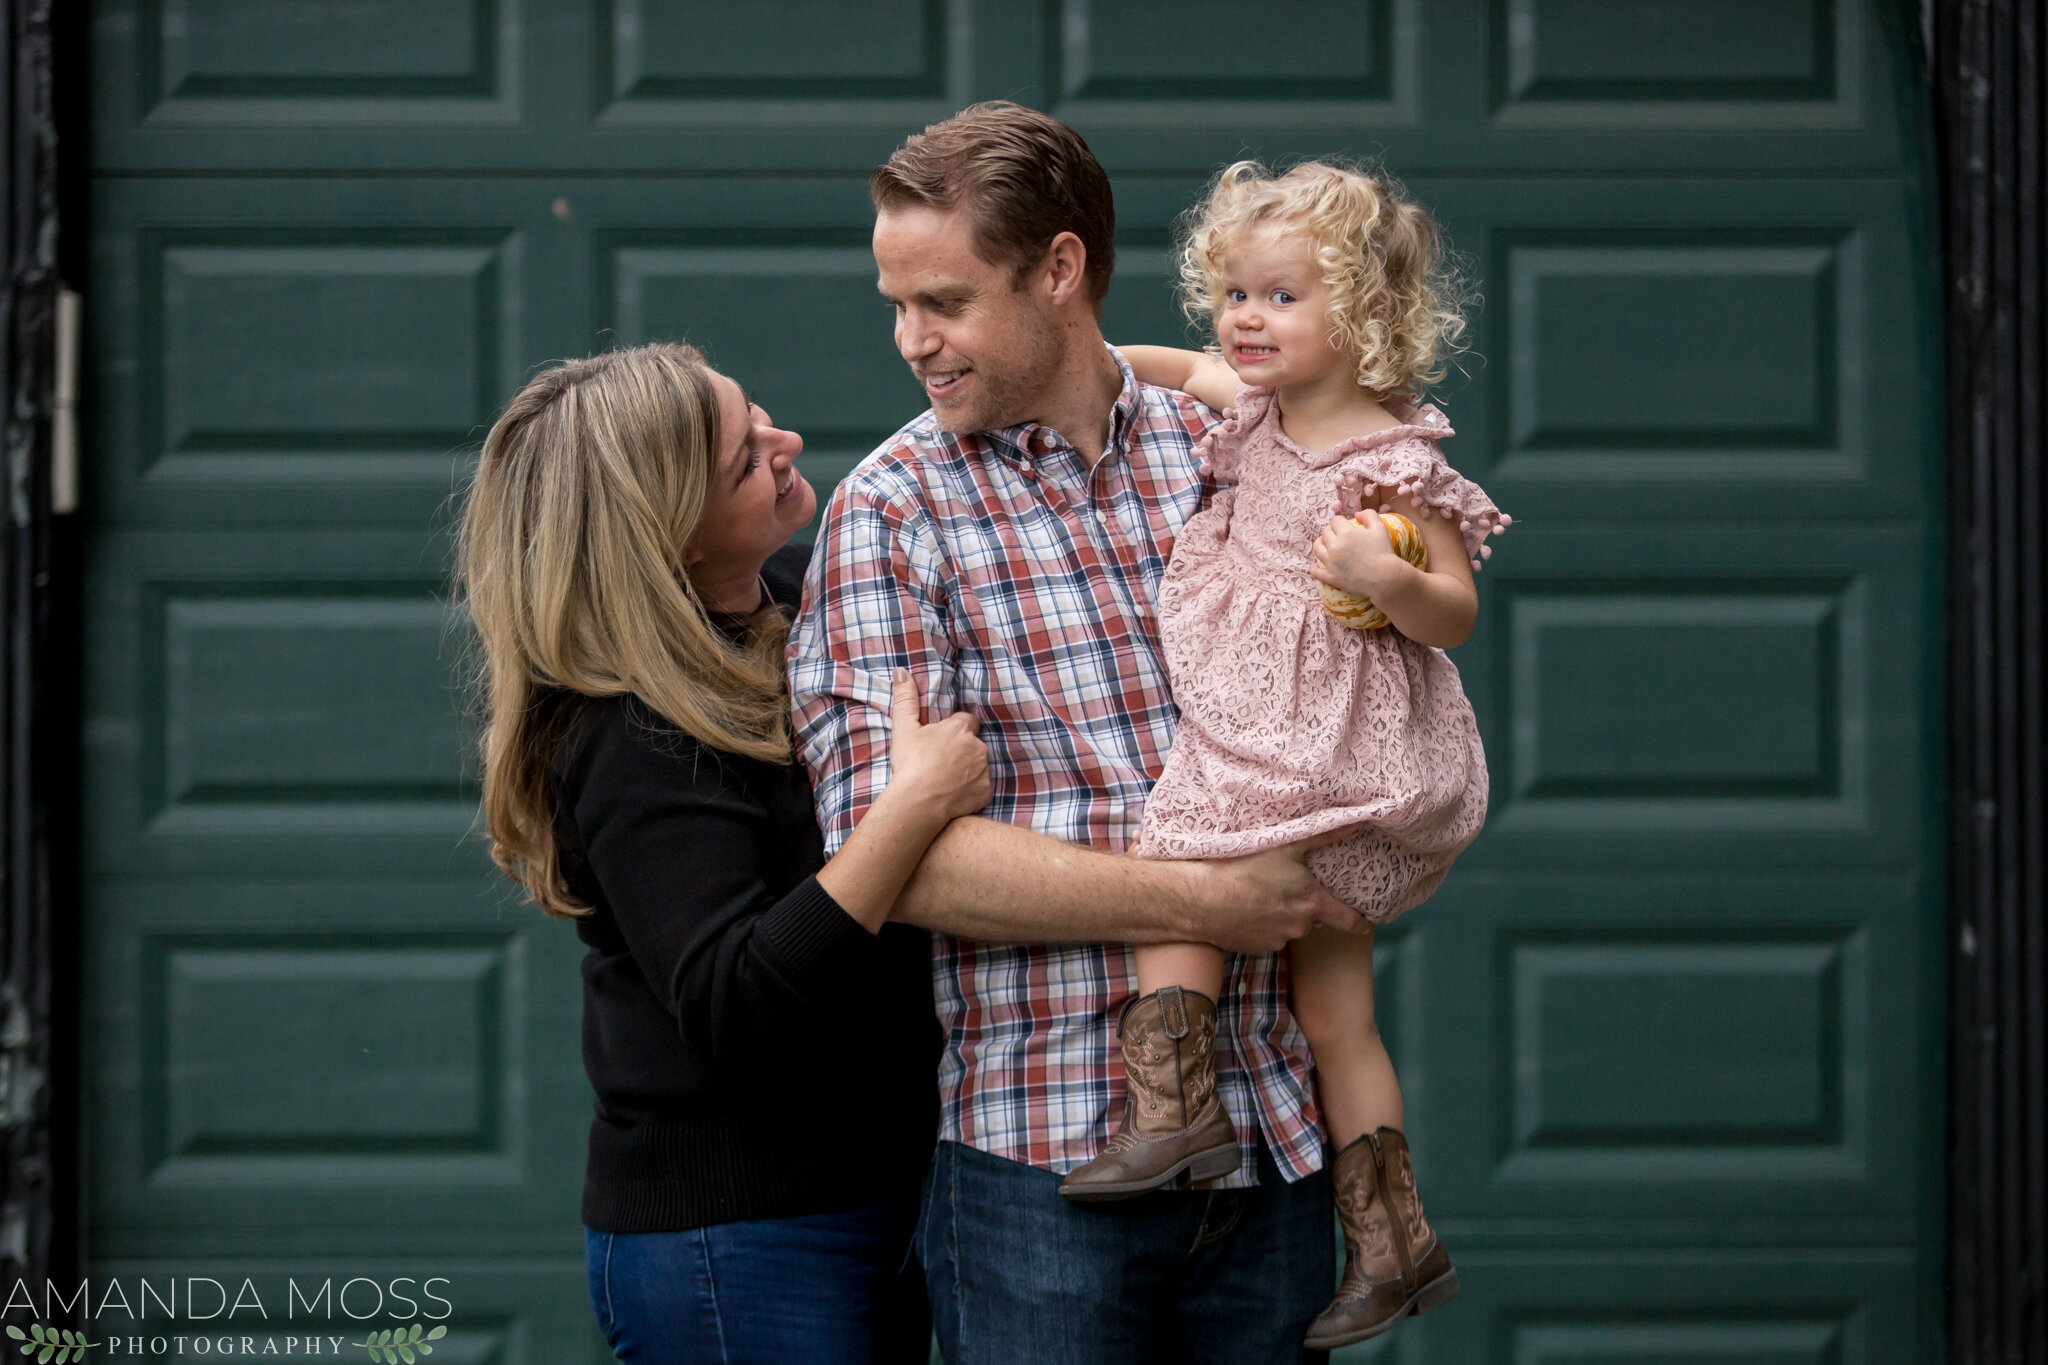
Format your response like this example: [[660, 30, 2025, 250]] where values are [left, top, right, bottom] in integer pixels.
[[683, 371, 814, 608]]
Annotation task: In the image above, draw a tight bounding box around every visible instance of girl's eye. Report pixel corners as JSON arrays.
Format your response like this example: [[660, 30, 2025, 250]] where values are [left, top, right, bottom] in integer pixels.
[[1272, 290, 1295, 305], [743, 447, 761, 476], [1225, 289, 1246, 304]]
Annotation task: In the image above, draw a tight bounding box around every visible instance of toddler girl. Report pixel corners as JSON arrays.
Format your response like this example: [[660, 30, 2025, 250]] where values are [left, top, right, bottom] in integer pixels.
[[1059, 161, 1508, 1351]]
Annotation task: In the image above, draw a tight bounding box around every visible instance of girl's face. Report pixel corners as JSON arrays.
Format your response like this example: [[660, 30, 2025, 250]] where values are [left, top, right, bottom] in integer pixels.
[[1215, 226, 1348, 389], [683, 371, 814, 598]]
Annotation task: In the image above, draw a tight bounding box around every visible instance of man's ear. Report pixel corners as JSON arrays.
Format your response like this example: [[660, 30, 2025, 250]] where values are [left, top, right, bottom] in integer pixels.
[[1038, 231, 1089, 308]]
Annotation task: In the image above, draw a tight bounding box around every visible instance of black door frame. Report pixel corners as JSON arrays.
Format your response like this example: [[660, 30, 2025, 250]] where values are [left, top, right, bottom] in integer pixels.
[[1930, 3, 2047, 1363], [0, 0, 74, 1304], [5, 2, 2043, 1357]]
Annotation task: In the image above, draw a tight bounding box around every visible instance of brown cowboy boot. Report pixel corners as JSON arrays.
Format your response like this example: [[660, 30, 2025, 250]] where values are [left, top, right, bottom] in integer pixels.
[[1304, 1127, 1459, 1349], [1058, 986, 1240, 1201]]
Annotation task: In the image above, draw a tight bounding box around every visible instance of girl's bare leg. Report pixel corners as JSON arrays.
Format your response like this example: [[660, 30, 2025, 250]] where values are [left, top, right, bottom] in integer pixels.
[[1288, 923, 1403, 1148], [1135, 940, 1226, 1000]]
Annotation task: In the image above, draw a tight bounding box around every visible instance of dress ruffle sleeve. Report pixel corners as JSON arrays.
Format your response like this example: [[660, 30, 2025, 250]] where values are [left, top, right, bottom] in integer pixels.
[[1191, 384, 1277, 486], [1322, 401, 1513, 570]]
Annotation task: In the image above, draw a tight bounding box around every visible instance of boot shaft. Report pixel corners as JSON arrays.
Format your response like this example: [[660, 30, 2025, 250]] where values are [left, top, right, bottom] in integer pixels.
[[1330, 1127, 1440, 1287], [1118, 985, 1220, 1138]]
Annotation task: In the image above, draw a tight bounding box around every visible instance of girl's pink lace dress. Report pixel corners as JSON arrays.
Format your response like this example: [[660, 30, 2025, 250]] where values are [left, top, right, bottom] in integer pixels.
[[1139, 385, 1507, 922]]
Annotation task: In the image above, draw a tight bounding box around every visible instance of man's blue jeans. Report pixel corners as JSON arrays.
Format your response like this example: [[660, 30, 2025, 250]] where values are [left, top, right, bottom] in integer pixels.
[[920, 1139, 1336, 1364], [585, 1181, 928, 1365]]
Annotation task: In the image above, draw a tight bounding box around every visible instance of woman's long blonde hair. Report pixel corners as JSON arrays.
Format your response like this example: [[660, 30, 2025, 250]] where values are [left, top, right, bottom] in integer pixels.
[[458, 343, 795, 918]]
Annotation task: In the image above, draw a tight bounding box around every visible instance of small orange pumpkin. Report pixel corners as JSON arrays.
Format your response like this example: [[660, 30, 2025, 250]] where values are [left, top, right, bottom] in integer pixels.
[[1318, 512, 1428, 630]]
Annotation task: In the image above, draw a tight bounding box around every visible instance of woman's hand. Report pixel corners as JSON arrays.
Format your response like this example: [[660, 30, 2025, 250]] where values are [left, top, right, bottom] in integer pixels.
[[1312, 509, 1409, 600], [885, 667, 991, 822], [815, 670, 990, 932]]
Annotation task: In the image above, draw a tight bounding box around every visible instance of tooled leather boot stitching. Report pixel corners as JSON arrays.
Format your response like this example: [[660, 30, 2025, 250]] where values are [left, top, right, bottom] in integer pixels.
[[1303, 1126, 1458, 1349], [1058, 986, 1240, 1202]]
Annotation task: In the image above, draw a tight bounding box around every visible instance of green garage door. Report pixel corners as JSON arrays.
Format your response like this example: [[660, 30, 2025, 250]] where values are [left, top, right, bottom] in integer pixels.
[[83, 3, 1943, 1361]]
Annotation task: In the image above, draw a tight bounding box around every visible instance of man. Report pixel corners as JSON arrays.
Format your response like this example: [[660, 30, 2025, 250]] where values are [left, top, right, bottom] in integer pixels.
[[789, 102, 1359, 1363]]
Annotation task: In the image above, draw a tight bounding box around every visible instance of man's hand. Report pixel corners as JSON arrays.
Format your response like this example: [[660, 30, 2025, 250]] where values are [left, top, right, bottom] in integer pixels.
[[1181, 835, 1362, 953]]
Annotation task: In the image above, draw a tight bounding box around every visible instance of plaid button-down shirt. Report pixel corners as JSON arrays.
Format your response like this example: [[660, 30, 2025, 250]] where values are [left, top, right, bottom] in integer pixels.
[[788, 348, 1323, 1185]]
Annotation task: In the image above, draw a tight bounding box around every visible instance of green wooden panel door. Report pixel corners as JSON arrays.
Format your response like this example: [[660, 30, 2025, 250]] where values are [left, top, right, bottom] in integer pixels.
[[83, 3, 1942, 1362]]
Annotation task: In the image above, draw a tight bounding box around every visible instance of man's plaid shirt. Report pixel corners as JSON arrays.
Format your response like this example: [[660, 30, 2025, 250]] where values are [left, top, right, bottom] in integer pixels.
[[788, 349, 1323, 1185]]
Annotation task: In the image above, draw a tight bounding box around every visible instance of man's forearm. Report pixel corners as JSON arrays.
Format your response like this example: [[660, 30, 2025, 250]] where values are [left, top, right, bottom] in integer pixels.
[[890, 816, 1200, 943]]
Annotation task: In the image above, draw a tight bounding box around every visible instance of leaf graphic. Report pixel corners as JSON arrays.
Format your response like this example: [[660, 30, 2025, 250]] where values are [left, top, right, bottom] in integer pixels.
[[408, 1323, 424, 1341], [426, 1327, 446, 1340], [36, 1344, 52, 1364], [416, 1347, 431, 1357], [400, 1347, 416, 1364], [3, 1328, 19, 1341]]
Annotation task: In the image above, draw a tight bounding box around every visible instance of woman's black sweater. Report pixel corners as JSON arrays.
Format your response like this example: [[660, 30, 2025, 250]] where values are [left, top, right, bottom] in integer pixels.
[[550, 542, 940, 1233]]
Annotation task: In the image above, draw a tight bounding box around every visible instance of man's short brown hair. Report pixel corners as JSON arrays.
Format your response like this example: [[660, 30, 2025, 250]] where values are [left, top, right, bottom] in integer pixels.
[[871, 101, 1116, 310]]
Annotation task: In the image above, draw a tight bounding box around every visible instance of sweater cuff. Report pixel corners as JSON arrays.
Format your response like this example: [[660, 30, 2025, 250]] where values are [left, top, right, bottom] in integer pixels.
[[756, 876, 886, 996]]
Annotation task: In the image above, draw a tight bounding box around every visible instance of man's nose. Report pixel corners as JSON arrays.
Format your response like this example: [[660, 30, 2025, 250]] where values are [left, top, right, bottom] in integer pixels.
[[897, 312, 938, 361]]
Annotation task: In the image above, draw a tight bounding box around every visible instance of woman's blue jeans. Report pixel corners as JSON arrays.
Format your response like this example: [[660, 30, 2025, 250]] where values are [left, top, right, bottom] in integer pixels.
[[585, 1182, 927, 1365]]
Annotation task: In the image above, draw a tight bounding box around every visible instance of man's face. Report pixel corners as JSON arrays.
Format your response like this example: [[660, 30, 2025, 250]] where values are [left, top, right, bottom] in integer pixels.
[[874, 204, 1063, 435]]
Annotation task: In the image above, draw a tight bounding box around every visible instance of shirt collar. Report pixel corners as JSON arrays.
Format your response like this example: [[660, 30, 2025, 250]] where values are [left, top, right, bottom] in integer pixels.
[[976, 344, 1142, 471]]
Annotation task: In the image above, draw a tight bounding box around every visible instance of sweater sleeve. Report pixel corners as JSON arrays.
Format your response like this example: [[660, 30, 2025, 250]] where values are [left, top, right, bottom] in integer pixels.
[[565, 707, 889, 1074]]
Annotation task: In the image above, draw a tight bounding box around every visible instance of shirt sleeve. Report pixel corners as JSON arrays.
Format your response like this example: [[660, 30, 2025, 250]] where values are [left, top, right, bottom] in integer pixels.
[[788, 462, 958, 856], [566, 710, 889, 1073]]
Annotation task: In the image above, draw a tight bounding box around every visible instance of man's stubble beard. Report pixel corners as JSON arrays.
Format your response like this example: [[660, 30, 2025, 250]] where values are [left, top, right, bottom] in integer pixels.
[[932, 307, 1067, 438]]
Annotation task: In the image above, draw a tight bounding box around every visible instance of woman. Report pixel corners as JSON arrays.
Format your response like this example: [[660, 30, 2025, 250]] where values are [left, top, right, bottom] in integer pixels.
[[459, 342, 987, 1364]]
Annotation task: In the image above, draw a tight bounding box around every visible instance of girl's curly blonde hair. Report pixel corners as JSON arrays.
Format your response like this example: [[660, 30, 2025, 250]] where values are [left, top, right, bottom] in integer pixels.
[[1177, 159, 1471, 401]]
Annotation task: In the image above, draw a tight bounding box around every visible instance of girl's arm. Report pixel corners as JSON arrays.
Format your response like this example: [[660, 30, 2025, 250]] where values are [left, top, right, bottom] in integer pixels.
[[1120, 344, 1240, 411], [1311, 491, 1478, 649]]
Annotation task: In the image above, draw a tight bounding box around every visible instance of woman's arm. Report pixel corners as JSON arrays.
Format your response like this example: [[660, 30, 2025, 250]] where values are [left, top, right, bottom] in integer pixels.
[[1121, 344, 1240, 411], [814, 668, 989, 929], [1310, 493, 1478, 649], [562, 683, 982, 1073]]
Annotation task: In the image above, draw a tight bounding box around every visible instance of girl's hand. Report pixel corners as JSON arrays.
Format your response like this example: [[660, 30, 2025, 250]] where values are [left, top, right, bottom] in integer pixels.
[[885, 667, 991, 822], [1312, 509, 1411, 600]]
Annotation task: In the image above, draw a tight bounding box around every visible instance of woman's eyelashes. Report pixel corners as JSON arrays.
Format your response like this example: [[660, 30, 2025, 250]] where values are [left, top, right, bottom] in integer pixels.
[[739, 404, 768, 478]]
